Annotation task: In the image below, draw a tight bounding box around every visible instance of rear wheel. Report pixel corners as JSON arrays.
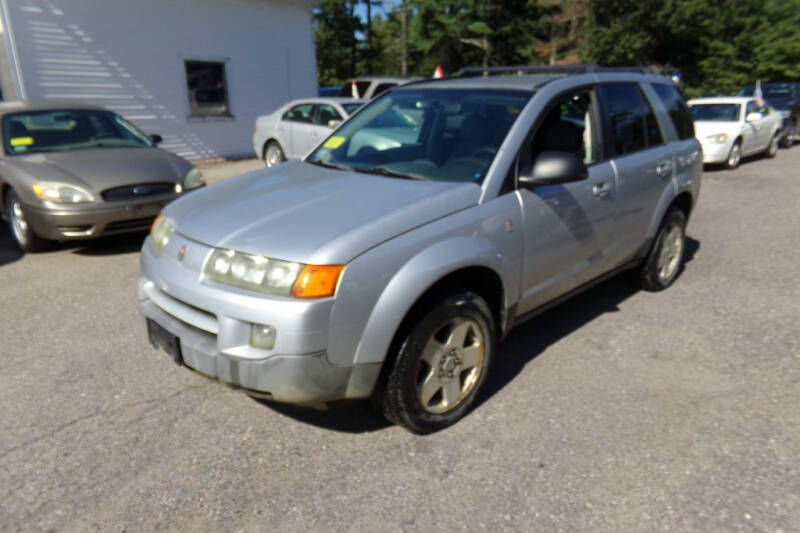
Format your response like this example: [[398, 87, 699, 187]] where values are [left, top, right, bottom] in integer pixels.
[[779, 121, 796, 148], [381, 291, 495, 434], [4, 189, 48, 253], [638, 208, 686, 292], [725, 141, 742, 169], [263, 141, 285, 168]]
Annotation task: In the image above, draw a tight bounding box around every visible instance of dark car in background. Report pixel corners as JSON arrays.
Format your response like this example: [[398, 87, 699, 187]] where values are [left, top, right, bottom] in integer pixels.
[[0, 101, 204, 253], [740, 82, 800, 147]]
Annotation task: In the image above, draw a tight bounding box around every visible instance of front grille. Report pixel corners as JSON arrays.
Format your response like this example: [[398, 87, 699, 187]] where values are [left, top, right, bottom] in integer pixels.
[[104, 217, 155, 233], [102, 182, 175, 201]]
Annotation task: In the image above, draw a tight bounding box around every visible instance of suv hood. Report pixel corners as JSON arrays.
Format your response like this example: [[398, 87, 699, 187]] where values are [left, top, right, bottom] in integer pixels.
[[166, 161, 481, 265], [7, 147, 191, 191]]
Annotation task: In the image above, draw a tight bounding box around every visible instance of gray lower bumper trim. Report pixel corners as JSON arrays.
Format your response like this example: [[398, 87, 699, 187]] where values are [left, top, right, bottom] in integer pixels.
[[140, 300, 381, 404]]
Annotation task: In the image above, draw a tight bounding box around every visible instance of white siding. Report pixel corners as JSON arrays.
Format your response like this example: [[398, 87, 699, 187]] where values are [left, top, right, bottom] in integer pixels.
[[5, 0, 317, 159]]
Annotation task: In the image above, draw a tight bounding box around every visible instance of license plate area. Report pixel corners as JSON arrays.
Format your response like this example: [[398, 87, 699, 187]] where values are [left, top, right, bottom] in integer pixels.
[[147, 318, 183, 365]]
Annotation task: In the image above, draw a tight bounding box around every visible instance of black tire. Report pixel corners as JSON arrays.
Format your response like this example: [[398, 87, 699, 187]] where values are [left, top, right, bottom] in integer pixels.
[[381, 291, 496, 434], [638, 208, 687, 292], [263, 141, 285, 168], [779, 121, 796, 149], [724, 140, 742, 170], [3, 189, 48, 253], [765, 132, 779, 158]]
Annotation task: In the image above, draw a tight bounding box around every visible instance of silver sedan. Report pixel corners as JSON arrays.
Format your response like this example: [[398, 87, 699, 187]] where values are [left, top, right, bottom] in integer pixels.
[[252, 97, 365, 167]]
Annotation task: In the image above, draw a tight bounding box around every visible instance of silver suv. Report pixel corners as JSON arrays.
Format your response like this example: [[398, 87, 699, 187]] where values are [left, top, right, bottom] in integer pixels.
[[139, 66, 701, 433]]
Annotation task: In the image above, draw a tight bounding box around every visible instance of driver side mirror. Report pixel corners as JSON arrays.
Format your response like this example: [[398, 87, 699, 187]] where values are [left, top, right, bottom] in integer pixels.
[[746, 112, 763, 122], [149, 133, 163, 145], [518, 151, 588, 188], [327, 119, 342, 129]]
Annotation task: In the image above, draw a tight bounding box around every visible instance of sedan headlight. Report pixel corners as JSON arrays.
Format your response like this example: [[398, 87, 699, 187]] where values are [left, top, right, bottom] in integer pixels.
[[150, 214, 174, 255], [704, 133, 729, 144], [183, 168, 205, 190], [32, 181, 95, 204], [204, 248, 343, 298]]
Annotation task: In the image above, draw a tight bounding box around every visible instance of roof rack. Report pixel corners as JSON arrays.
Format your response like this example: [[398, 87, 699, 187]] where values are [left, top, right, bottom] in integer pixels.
[[454, 64, 658, 77]]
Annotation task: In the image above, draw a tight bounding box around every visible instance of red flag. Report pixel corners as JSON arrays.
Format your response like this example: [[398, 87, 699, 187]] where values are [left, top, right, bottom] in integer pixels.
[[351, 80, 360, 99], [433, 65, 444, 78]]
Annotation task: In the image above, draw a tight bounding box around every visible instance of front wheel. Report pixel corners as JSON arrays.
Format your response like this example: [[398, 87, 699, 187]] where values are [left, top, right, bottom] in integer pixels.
[[4, 189, 48, 253], [637, 208, 687, 292], [381, 291, 495, 434], [765, 133, 779, 158], [725, 141, 742, 170]]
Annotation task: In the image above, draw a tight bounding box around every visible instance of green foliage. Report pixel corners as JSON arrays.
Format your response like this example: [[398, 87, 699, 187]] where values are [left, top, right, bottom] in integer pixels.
[[315, 0, 800, 95]]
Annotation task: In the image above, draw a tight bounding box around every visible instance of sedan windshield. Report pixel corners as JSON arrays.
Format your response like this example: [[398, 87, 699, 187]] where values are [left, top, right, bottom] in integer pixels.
[[307, 89, 531, 183], [690, 104, 741, 122], [2, 109, 152, 155]]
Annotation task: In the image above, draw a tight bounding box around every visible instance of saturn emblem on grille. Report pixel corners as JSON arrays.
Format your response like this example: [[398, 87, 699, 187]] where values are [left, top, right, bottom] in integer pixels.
[[177, 245, 186, 261]]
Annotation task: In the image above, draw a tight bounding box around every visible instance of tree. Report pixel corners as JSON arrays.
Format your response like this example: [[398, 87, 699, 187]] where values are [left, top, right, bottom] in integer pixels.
[[314, 0, 362, 87]]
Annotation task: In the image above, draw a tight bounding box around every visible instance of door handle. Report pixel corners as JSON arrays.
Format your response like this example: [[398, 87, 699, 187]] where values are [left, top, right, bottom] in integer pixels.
[[656, 161, 673, 177], [592, 182, 611, 199]]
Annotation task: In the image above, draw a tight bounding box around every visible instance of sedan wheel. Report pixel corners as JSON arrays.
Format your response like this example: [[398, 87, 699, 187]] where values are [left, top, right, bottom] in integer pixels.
[[725, 142, 741, 169], [264, 141, 285, 168], [4, 190, 47, 253], [766, 133, 779, 158]]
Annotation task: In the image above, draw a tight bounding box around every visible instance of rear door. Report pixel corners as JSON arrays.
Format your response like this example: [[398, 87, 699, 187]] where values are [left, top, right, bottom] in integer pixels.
[[287, 103, 317, 158], [597, 83, 673, 261], [516, 87, 619, 314]]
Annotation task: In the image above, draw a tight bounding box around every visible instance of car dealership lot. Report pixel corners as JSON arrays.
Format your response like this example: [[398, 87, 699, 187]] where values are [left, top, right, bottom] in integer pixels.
[[2, 152, 799, 530]]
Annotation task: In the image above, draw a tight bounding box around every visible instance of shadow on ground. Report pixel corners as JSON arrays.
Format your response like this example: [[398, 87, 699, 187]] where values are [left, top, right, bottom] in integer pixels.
[[0, 223, 23, 267], [255, 237, 701, 434]]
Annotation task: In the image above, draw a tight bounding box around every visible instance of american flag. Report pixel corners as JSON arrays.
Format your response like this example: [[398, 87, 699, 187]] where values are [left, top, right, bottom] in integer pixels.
[[754, 80, 764, 107]]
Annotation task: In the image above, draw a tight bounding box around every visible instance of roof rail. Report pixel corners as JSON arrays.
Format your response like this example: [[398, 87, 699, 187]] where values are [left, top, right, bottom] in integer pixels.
[[454, 64, 657, 77]]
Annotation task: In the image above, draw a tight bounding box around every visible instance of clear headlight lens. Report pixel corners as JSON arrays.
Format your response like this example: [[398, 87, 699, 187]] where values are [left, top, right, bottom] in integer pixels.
[[183, 168, 205, 190], [204, 248, 343, 298], [705, 133, 729, 144], [150, 214, 174, 255], [32, 181, 95, 204]]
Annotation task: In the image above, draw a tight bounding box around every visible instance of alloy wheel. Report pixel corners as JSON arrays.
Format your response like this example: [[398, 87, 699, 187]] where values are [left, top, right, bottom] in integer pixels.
[[727, 144, 741, 168], [9, 199, 29, 247], [657, 223, 684, 283], [416, 317, 486, 415]]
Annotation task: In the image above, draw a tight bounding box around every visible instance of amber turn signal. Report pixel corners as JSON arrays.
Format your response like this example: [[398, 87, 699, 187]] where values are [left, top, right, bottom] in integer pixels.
[[292, 264, 343, 298]]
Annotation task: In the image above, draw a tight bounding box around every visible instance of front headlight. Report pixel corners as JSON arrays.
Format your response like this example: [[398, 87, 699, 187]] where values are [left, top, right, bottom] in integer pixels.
[[704, 133, 729, 144], [204, 248, 343, 298], [150, 214, 174, 255], [183, 168, 205, 190], [32, 181, 95, 204]]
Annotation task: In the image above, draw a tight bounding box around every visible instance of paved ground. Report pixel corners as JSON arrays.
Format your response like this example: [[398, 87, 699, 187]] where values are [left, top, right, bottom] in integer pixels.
[[1, 150, 799, 532]]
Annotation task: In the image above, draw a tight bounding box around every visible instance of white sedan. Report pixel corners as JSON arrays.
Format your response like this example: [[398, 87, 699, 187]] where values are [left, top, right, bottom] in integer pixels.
[[688, 97, 783, 169], [253, 97, 365, 167]]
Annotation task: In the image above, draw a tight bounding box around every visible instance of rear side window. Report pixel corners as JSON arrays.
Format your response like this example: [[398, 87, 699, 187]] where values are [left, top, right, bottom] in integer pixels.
[[597, 83, 663, 156], [652, 84, 695, 140]]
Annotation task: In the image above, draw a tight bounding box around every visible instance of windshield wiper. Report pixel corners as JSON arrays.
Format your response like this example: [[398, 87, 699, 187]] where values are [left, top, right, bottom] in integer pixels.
[[307, 160, 352, 172], [361, 166, 428, 181]]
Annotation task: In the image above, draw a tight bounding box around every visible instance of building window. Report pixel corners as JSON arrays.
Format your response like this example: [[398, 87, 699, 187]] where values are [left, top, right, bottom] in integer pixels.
[[184, 60, 230, 117]]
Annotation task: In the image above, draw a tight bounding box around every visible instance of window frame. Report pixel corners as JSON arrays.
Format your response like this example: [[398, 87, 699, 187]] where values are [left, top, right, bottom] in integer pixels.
[[651, 83, 695, 141], [596, 82, 665, 159], [183, 58, 233, 120]]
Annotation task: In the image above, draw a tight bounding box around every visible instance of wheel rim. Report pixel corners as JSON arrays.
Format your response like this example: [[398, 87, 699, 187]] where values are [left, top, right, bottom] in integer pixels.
[[9, 199, 29, 247], [728, 144, 741, 167], [656, 223, 684, 282], [416, 317, 486, 415], [769, 136, 778, 155], [265, 145, 282, 167]]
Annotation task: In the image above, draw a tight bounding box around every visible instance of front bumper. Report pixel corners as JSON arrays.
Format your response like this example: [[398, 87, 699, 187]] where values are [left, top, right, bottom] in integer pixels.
[[700, 142, 730, 164], [138, 239, 380, 404], [24, 196, 175, 240]]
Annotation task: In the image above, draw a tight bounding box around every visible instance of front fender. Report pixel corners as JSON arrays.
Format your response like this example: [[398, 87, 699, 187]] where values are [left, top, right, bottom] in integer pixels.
[[352, 237, 515, 365]]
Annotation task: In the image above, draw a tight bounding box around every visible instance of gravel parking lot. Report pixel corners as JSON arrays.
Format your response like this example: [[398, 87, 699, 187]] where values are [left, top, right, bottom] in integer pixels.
[[1, 150, 799, 531]]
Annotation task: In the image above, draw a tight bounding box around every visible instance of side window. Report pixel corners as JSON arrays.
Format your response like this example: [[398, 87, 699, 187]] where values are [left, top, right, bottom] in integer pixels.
[[282, 103, 314, 123], [745, 101, 757, 116], [529, 90, 602, 167], [597, 83, 662, 156], [652, 84, 694, 140], [372, 83, 397, 97], [314, 104, 342, 126]]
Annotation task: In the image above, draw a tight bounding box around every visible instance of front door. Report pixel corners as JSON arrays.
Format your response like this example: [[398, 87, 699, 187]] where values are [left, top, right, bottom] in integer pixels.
[[517, 88, 619, 314]]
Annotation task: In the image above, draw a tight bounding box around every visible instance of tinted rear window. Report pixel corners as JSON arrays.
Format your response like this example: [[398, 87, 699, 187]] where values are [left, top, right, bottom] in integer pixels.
[[597, 84, 651, 156], [652, 84, 695, 140]]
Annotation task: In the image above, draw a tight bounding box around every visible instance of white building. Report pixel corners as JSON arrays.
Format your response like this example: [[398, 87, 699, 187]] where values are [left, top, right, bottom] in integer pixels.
[[0, 0, 317, 160]]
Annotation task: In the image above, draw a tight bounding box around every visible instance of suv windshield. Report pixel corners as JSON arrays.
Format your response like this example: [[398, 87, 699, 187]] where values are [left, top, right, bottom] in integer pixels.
[[2, 109, 152, 155], [690, 103, 741, 122], [308, 88, 531, 183]]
